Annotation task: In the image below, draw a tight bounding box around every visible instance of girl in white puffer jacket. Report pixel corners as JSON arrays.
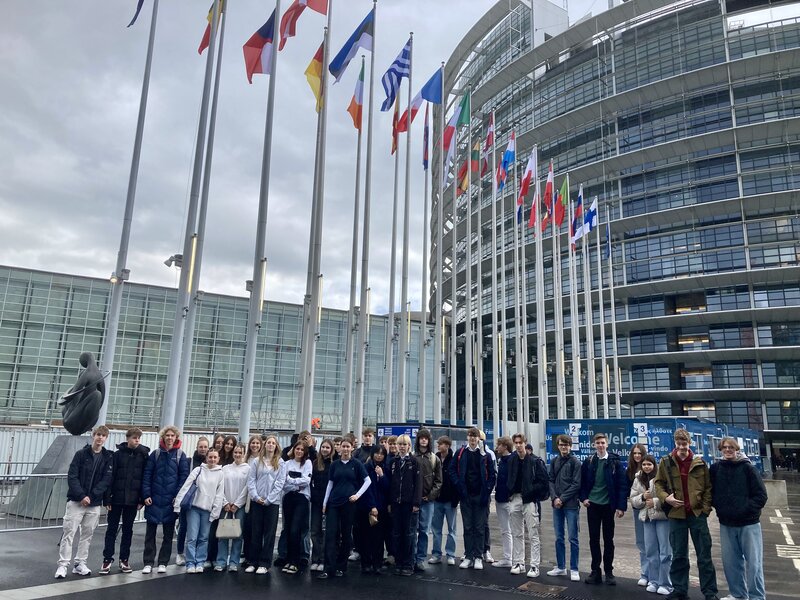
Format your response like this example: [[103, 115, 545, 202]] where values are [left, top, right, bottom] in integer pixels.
[[174, 449, 225, 573], [629, 455, 673, 595]]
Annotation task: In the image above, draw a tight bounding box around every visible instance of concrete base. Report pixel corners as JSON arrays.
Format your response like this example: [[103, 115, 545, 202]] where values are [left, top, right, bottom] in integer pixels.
[[764, 478, 788, 509], [5, 435, 90, 520]]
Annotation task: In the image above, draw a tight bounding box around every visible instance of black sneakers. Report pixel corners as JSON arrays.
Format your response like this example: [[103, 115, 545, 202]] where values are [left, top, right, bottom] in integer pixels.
[[584, 570, 603, 585]]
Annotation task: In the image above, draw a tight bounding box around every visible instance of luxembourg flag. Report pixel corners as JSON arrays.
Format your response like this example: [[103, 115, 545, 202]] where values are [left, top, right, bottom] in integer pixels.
[[497, 131, 515, 192], [243, 10, 276, 83], [517, 148, 535, 223]]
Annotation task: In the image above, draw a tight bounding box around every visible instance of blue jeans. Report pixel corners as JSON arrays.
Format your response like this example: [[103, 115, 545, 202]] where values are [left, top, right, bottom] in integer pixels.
[[431, 501, 457, 559], [185, 508, 212, 568], [633, 507, 647, 578], [552, 507, 579, 571], [215, 508, 244, 567], [719, 523, 765, 600], [415, 501, 435, 564], [643, 519, 672, 589]]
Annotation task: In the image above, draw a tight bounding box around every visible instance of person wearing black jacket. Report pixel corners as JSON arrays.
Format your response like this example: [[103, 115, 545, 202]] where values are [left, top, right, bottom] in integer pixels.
[[100, 428, 150, 574], [710, 437, 768, 600], [506, 433, 549, 578], [309, 439, 334, 572], [55, 426, 114, 579], [353, 427, 378, 463], [429, 437, 458, 565], [389, 434, 423, 576]]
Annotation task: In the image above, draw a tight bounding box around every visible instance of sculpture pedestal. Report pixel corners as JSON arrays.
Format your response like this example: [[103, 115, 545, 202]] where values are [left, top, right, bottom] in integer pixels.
[[6, 435, 90, 520]]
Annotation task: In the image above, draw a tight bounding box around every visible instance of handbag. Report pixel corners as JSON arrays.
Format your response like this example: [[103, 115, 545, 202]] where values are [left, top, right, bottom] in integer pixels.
[[216, 511, 242, 539], [180, 470, 201, 510]]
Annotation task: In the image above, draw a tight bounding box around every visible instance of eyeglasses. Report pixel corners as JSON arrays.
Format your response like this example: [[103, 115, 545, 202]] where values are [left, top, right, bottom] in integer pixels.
[[721, 445, 736, 450]]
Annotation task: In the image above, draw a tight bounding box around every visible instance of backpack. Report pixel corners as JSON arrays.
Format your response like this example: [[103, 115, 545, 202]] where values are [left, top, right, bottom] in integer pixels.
[[154, 447, 185, 464], [532, 456, 550, 502]]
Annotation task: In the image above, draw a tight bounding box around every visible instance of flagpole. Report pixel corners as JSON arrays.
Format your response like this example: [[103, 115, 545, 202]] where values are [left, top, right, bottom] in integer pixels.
[[489, 111, 499, 439], [432, 63, 445, 425], [419, 105, 430, 424], [302, 13, 335, 433], [511, 142, 523, 434], [519, 183, 531, 434], [162, 0, 220, 427], [240, 0, 282, 439], [568, 188, 582, 419], [98, 0, 160, 426], [553, 177, 567, 423], [607, 205, 621, 417], [354, 1, 378, 442], [596, 208, 609, 418], [397, 33, 413, 421], [475, 130, 485, 433], [449, 114, 458, 425], [534, 157, 548, 428], [464, 89, 473, 427], [343, 55, 365, 435], [175, 0, 228, 430], [385, 104, 400, 423], [582, 211, 597, 418], [499, 160, 509, 436]]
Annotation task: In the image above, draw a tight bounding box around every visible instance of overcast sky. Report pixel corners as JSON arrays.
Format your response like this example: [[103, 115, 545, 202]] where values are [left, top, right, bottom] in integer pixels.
[[1, 0, 597, 315]]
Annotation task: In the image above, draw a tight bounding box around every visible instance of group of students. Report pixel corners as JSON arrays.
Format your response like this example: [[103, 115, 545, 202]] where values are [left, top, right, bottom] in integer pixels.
[[55, 424, 767, 600]]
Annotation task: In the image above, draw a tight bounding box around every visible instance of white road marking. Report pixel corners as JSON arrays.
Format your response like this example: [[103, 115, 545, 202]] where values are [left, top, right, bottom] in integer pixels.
[[774, 509, 800, 576]]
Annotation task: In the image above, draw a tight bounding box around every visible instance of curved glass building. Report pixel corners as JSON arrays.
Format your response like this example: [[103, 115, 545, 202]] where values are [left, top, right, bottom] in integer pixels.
[[432, 0, 800, 453]]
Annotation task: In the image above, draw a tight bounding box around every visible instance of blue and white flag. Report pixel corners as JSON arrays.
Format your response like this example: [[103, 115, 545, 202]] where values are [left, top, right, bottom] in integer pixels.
[[584, 197, 598, 234], [329, 9, 374, 82], [380, 37, 412, 112]]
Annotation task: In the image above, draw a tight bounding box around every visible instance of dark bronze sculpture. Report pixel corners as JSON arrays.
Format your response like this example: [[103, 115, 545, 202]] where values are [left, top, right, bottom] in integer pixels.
[[59, 352, 106, 435]]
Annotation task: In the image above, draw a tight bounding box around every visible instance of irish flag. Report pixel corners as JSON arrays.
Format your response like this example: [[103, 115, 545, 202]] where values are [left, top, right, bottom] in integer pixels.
[[347, 59, 365, 130]]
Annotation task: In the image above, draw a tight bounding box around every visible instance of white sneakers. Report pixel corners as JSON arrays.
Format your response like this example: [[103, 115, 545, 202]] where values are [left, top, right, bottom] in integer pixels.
[[348, 551, 360, 561], [245, 565, 256, 573], [446, 557, 456, 566], [547, 567, 567, 576], [527, 565, 540, 578], [142, 565, 152, 574], [186, 566, 197, 574], [54, 566, 67, 579], [459, 558, 472, 569], [492, 559, 512, 568], [647, 583, 658, 593], [483, 551, 494, 563], [157, 564, 167, 574], [428, 556, 442, 564], [473, 558, 484, 570], [176, 554, 186, 566], [255, 566, 268, 574], [72, 563, 91, 576], [510, 564, 524, 575], [657, 587, 673, 596], [570, 570, 580, 582], [638, 577, 649, 586]]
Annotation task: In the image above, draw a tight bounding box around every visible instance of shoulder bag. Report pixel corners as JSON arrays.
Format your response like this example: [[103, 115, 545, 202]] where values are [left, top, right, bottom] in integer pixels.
[[216, 510, 242, 539]]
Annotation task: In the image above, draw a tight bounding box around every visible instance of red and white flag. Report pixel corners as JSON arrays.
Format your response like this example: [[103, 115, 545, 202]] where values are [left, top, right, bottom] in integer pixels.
[[279, 0, 327, 51], [397, 91, 423, 133], [480, 112, 494, 177]]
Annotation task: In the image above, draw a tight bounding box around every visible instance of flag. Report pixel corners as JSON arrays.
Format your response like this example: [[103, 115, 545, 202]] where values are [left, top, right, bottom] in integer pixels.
[[198, 1, 224, 55], [420, 68, 443, 104], [243, 10, 276, 83], [391, 98, 400, 155], [570, 184, 584, 245], [397, 92, 423, 133], [554, 176, 568, 228], [305, 42, 324, 112], [279, 0, 327, 51], [457, 142, 480, 196], [480, 112, 494, 177], [347, 59, 365, 130], [441, 93, 470, 186], [329, 9, 374, 82], [584, 197, 598, 234], [541, 160, 554, 232], [605, 221, 611, 259], [526, 146, 539, 230], [380, 37, 412, 112], [127, 0, 145, 27], [496, 131, 516, 192], [422, 103, 430, 170], [517, 149, 535, 223]]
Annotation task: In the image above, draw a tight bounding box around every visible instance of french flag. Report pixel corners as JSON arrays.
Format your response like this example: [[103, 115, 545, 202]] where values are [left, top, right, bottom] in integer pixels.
[[497, 131, 515, 192], [243, 11, 276, 84]]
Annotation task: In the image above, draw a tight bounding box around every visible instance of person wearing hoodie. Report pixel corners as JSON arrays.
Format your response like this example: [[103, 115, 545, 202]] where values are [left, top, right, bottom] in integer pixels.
[[547, 434, 582, 582], [246, 435, 283, 574], [177, 436, 209, 567], [710, 437, 768, 600], [215, 443, 250, 572], [578, 432, 628, 586], [654, 428, 718, 600], [630, 454, 673, 595], [491, 437, 514, 570], [100, 427, 150, 575], [429, 436, 458, 566], [141, 425, 190, 574], [413, 429, 442, 570], [449, 427, 497, 570], [363, 446, 391, 573], [174, 448, 225, 573], [54, 425, 114, 580], [353, 427, 378, 463], [270, 440, 313, 575], [389, 434, 423, 576], [309, 439, 334, 572]]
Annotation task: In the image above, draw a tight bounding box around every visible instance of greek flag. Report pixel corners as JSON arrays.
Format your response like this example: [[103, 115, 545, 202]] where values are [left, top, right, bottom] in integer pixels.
[[380, 37, 412, 112]]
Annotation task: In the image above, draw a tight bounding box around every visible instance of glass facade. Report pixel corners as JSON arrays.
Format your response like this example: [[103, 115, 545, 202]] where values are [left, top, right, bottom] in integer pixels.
[[0, 266, 434, 432], [433, 0, 800, 436]]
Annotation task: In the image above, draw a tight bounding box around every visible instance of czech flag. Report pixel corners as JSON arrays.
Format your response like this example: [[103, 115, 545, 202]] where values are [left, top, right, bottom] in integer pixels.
[[243, 10, 276, 83]]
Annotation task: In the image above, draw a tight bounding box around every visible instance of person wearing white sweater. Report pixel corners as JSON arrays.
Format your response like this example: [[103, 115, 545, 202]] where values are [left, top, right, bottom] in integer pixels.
[[174, 449, 225, 573], [215, 443, 251, 572], [270, 440, 313, 574], [245, 435, 283, 574]]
